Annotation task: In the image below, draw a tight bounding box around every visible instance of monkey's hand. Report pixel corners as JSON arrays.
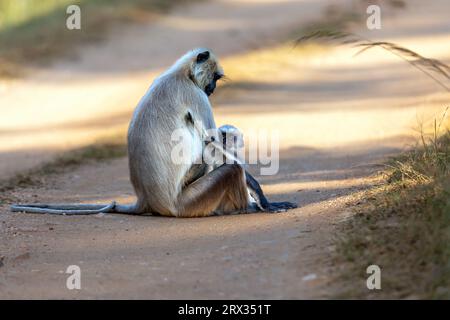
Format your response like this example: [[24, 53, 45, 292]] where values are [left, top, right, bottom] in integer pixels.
[[264, 201, 298, 213]]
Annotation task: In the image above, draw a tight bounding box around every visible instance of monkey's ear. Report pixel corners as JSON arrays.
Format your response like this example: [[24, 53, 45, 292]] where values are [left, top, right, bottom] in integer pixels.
[[196, 51, 210, 63]]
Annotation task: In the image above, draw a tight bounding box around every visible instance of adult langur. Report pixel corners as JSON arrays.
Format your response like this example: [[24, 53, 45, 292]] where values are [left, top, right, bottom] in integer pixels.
[[11, 48, 297, 217]]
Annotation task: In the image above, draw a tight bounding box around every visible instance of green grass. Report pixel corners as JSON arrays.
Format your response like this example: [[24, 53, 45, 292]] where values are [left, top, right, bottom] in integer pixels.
[[0, 0, 73, 30], [334, 114, 450, 299], [0, 0, 198, 77]]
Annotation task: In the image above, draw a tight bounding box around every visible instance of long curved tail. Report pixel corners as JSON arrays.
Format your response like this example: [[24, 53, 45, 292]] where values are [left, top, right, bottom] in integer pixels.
[[10, 202, 139, 215]]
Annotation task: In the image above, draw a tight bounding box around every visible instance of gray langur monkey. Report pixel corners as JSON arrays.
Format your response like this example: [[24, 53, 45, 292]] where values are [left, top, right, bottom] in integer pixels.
[[11, 48, 297, 217], [199, 123, 295, 213]]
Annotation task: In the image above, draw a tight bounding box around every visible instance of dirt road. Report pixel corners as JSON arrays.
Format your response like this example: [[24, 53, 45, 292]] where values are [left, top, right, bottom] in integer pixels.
[[1, 0, 449, 298]]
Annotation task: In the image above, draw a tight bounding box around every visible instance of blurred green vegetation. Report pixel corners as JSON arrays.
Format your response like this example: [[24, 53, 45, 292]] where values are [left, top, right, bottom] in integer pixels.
[[0, 0, 73, 30], [0, 0, 197, 77]]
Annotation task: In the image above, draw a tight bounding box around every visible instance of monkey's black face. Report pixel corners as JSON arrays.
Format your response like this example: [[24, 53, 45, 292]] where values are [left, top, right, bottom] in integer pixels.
[[204, 81, 216, 96], [205, 72, 223, 96]]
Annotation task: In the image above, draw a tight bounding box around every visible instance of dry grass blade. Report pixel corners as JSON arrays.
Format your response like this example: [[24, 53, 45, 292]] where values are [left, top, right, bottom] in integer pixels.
[[297, 30, 345, 42], [296, 30, 450, 91], [355, 42, 450, 80]]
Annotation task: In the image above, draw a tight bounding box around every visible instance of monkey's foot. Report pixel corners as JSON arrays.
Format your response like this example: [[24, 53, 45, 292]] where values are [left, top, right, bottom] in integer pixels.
[[266, 201, 298, 213]]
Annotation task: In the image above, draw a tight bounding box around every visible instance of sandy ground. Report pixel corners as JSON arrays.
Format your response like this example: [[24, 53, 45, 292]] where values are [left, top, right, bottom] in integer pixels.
[[0, 0, 449, 298]]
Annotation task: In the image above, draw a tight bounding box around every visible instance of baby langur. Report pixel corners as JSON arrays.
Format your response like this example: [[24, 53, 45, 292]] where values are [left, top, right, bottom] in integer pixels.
[[191, 118, 296, 213], [203, 125, 244, 174]]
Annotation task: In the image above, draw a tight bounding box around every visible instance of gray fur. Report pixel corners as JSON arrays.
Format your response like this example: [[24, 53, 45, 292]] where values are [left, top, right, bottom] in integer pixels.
[[127, 48, 222, 216]]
